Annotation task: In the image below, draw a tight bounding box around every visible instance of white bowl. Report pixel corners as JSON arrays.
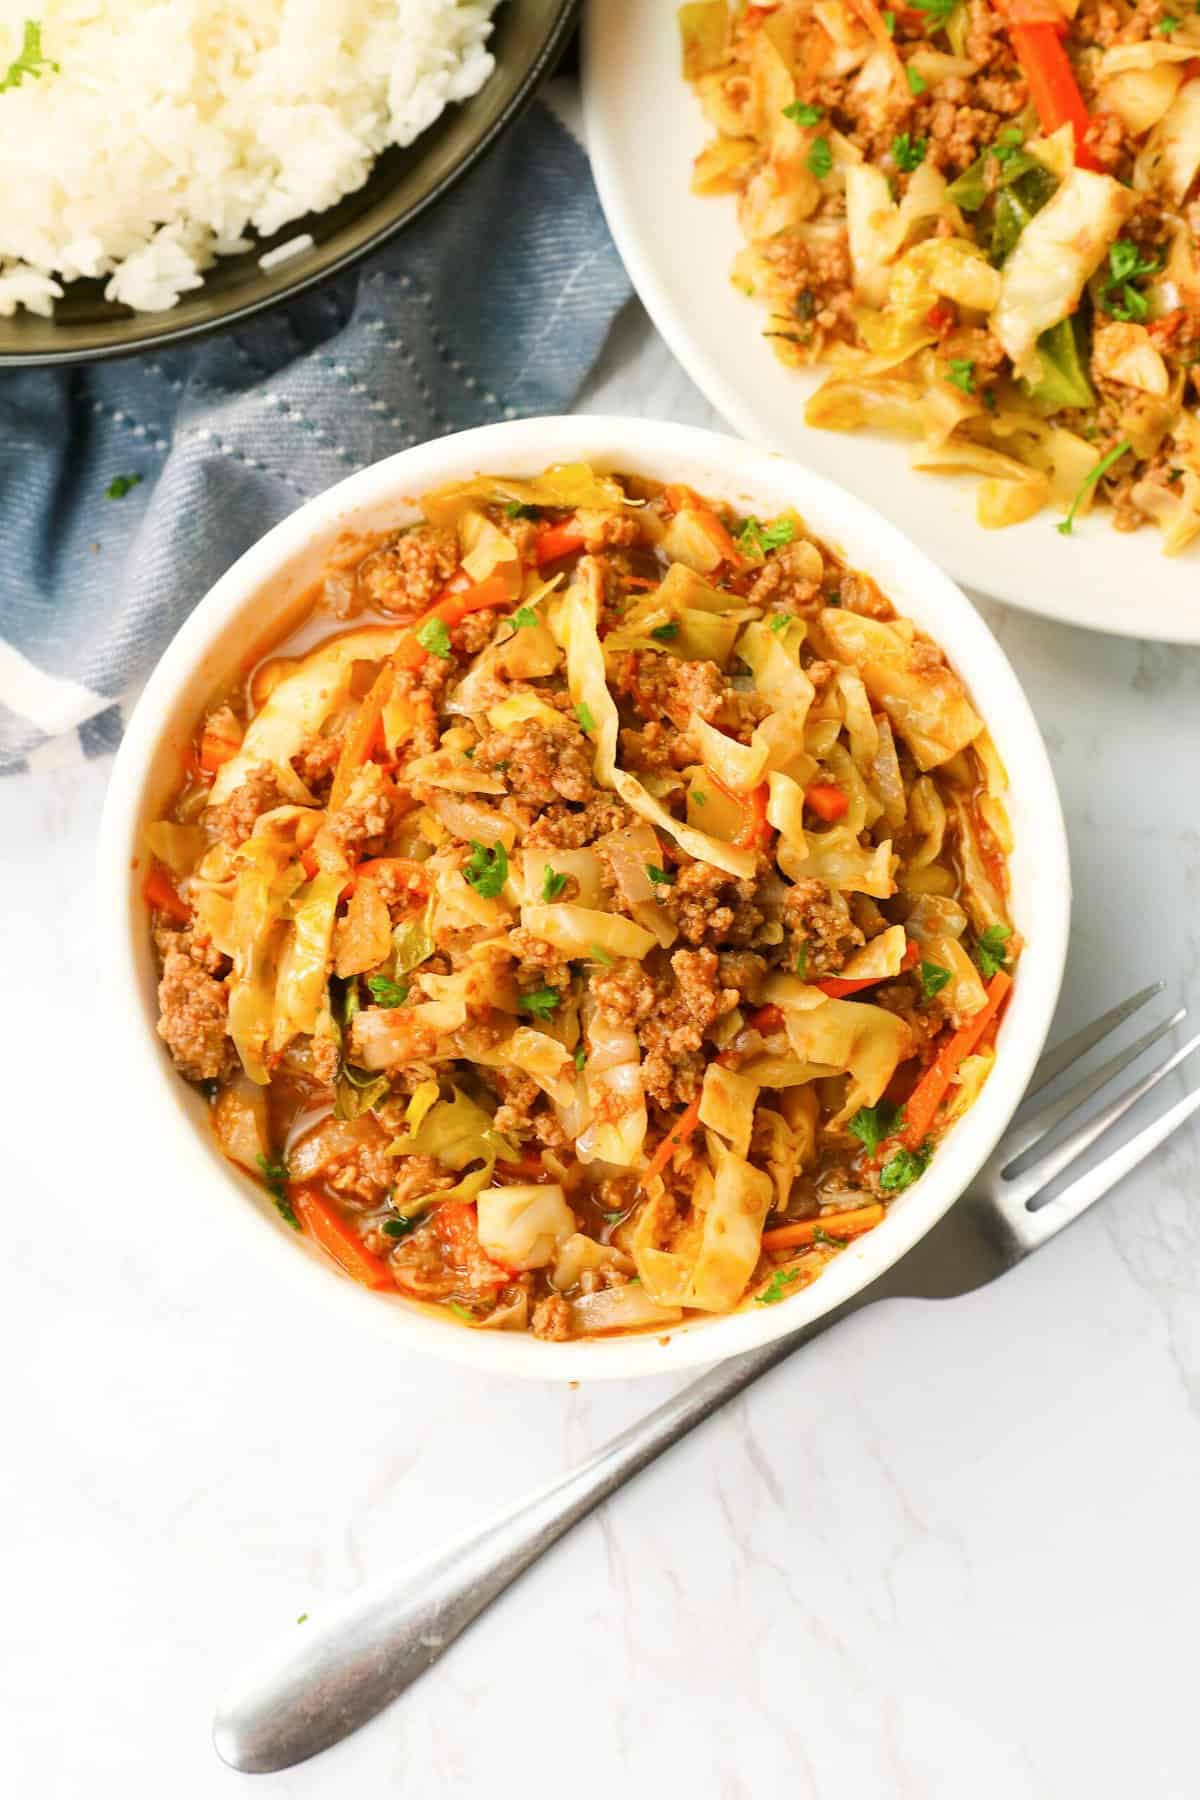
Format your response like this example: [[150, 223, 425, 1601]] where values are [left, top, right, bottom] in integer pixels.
[[98, 416, 1071, 1380]]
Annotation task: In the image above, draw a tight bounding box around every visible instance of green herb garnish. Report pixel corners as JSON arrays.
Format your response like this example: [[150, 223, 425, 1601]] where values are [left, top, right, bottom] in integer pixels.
[[448, 1302, 476, 1322], [505, 501, 539, 518], [1, 20, 58, 93], [811, 1227, 844, 1249], [541, 864, 568, 901], [806, 135, 834, 180], [464, 838, 508, 898], [651, 622, 679, 641], [589, 944, 615, 966], [367, 975, 408, 1008], [575, 701, 596, 733], [574, 1045, 586, 1071], [519, 986, 561, 1020], [990, 125, 1025, 166], [906, 63, 927, 95], [756, 1266, 802, 1305], [883, 8, 896, 31], [1057, 440, 1131, 536], [257, 1155, 299, 1230], [783, 101, 824, 125], [691, 788, 707, 807], [892, 132, 927, 172], [510, 605, 538, 630], [737, 515, 796, 555], [973, 922, 1012, 980], [946, 358, 975, 394], [911, 0, 958, 19], [105, 472, 142, 500], [416, 616, 452, 660], [1157, 13, 1181, 29], [848, 1100, 903, 1158], [880, 1144, 931, 1192], [382, 1216, 418, 1240], [770, 611, 794, 633], [919, 960, 952, 1001], [1100, 239, 1160, 322], [646, 863, 673, 886]]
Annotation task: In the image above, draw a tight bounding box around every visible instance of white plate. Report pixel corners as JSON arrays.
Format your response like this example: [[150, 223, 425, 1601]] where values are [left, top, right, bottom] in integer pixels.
[[583, 0, 1200, 643]]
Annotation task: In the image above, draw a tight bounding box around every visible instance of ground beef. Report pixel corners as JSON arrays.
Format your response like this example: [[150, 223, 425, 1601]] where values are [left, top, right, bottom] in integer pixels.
[[578, 510, 641, 551], [355, 526, 459, 616], [155, 929, 233, 1083], [747, 539, 826, 614], [717, 950, 768, 998], [784, 878, 865, 977], [593, 948, 740, 1109], [616, 650, 728, 730], [663, 861, 768, 949], [838, 572, 896, 621], [309, 1034, 340, 1087], [618, 720, 696, 774], [531, 1294, 573, 1341], [219, 763, 282, 849], [390, 1154, 455, 1215], [291, 732, 342, 795], [475, 720, 597, 807], [523, 795, 631, 849], [321, 763, 394, 856]]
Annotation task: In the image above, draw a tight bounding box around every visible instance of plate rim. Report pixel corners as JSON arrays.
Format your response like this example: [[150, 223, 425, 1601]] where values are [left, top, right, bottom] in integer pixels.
[[0, 0, 580, 370], [582, 0, 1200, 646]]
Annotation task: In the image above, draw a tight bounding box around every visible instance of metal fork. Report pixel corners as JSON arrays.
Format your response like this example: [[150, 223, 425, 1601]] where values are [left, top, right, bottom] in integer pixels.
[[214, 982, 1200, 1773]]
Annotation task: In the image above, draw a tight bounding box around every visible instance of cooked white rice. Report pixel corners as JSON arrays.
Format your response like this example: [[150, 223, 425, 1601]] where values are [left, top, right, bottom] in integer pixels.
[[0, 0, 500, 316]]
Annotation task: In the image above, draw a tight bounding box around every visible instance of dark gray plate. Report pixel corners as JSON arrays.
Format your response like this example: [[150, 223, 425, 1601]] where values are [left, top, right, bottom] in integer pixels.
[[0, 0, 578, 368]]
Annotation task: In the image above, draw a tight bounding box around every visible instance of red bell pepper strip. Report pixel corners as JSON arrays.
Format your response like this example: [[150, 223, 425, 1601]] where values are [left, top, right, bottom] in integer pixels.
[[732, 780, 772, 851], [805, 782, 849, 823], [1001, 16, 1101, 170], [143, 862, 191, 924], [535, 522, 587, 565]]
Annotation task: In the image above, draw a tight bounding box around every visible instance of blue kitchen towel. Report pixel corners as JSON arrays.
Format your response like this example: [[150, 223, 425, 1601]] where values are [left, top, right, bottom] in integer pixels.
[[0, 96, 631, 776]]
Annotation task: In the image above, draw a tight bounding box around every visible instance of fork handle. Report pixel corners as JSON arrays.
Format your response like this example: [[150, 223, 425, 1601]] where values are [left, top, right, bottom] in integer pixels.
[[213, 1303, 864, 1773]]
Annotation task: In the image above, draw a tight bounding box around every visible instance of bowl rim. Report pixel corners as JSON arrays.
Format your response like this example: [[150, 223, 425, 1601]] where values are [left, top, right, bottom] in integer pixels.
[[0, 0, 580, 370], [97, 415, 1072, 1380]]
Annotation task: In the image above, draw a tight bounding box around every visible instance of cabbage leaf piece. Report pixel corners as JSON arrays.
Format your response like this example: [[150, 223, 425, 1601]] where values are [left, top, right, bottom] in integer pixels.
[[991, 167, 1135, 376], [211, 626, 408, 805], [388, 1084, 516, 1171], [634, 1136, 774, 1314], [477, 1184, 576, 1271], [272, 871, 342, 1051], [816, 607, 982, 771]]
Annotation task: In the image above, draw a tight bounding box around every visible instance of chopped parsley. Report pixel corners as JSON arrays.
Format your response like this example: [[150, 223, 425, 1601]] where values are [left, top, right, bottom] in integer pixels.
[[691, 788, 708, 807], [574, 1045, 586, 1071], [257, 1155, 299, 1230], [416, 616, 452, 660], [646, 863, 673, 886], [912, 0, 959, 16], [1, 19, 58, 93], [973, 922, 1012, 980], [541, 864, 568, 901], [504, 501, 539, 518], [811, 1227, 845, 1249], [906, 63, 927, 95], [880, 1144, 931, 1192], [518, 986, 561, 1020], [892, 132, 927, 173], [575, 701, 596, 733], [946, 358, 975, 394], [737, 515, 796, 556], [795, 941, 809, 979], [447, 1302, 476, 1323], [105, 472, 142, 500], [382, 1215, 418, 1240], [297, 1613, 309, 1624], [783, 100, 824, 126], [510, 605, 538, 630], [1157, 13, 1181, 28], [919, 960, 952, 1001], [883, 8, 896, 32], [848, 1100, 903, 1158], [464, 838, 508, 898], [770, 611, 794, 633], [1056, 439, 1131, 536], [367, 975, 409, 1008], [806, 135, 834, 180], [651, 622, 679, 642], [756, 1266, 802, 1305], [1100, 239, 1160, 322]]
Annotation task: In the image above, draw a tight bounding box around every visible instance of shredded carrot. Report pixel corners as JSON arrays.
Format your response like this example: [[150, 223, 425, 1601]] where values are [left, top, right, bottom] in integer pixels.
[[762, 1203, 884, 1252], [640, 1094, 703, 1190], [294, 1187, 394, 1290], [198, 714, 243, 774], [1001, 17, 1101, 168], [732, 779, 772, 851], [328, 660, 394, 813], [901, 969, 1012, 1149], [143, 862, 191, 924], [535, 522, 587, 565], [434, 573, 511, 627], [805, 782, 848, 823]]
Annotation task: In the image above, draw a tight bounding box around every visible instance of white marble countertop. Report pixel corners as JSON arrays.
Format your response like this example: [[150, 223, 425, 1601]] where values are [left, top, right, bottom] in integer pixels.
[[5, 302, 1200, 1800]]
